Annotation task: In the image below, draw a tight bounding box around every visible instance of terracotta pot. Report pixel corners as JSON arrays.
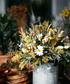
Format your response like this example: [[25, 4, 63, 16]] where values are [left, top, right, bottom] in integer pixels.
[[0, 55, 12, 66], [0, 51, 2, 55], [0, 68, 10, 82]]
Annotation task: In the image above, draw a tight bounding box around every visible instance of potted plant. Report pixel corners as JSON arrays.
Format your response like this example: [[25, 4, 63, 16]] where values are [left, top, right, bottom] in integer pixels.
[[0, 13, 20, 65], [11, 21, 70, 84], [59, 7, 70, 39], [59, 7, 70, 76], [24, 0, 51, 23]]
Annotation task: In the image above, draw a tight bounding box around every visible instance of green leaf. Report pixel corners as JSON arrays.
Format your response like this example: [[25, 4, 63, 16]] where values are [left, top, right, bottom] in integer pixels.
[[27, 41, 31, 45]]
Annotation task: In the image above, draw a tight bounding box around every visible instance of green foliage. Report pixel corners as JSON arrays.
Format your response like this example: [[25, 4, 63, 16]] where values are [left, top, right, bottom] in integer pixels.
[[60, 58, 67, 67], [0, 13, 20, 54]]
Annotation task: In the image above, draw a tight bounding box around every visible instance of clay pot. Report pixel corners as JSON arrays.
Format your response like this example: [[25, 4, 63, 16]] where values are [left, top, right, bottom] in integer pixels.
[[0, 68, 10, 83], [10, 68, 19, 72], [0, 55, 12, 66]]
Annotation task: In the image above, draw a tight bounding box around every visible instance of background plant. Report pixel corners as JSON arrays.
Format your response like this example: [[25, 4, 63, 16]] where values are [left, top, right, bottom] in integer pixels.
[[0, 14, 20, 55], [24, 0, 51, 22], [59, 7, 70, 39], [7, 4, 27, 31]]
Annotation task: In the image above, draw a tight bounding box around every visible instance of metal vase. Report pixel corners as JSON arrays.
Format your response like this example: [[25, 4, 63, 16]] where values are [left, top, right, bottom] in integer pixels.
[[33, 63, 58, 84]]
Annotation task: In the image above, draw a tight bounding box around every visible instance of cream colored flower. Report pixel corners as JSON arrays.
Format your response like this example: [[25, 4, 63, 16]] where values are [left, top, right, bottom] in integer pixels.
[[22, 48, 28, 53], [56, 46, 63, 50], [58, 30, 64, 37], [43, 36, 48, 43], [22, 48, 25, 52], [64, 46, 69, 49]]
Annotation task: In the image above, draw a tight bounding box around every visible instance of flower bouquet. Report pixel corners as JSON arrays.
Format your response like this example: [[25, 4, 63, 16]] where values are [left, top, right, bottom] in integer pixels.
[[11, 21, 70, 84]]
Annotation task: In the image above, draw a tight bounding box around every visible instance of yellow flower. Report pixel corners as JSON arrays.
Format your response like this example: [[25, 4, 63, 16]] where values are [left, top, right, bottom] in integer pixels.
[[42, 56, 49, 63], [49, 28, 53, 31], [49, 36, 53, 40], [11, 54, 19, 62], [35, 25, 38, 28], [63, 14, 66, 17], [65, 14, 69, 17], [62, 10, 66, 14], [53, 35, 57, 39], [59, 13, 63, 17], [67, 11, 69, 14], [65, 7, 67, 9]]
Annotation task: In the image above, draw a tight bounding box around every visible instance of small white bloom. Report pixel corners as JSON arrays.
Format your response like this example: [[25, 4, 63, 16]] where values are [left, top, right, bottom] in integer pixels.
[[64, 46, 69, 49], [33, 41, 36, 43], [37, 33, 43, 40], [19, 42, 22, 47], [4, 70, 8, 73], [28, 43, 31, 49], [22, 48, 25, 52], [35, 45, 43, 56]]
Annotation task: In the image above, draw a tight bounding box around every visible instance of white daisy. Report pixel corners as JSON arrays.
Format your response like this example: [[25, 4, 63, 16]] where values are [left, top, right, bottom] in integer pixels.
[[37, 33, 43, 40], [35, 45, 44, 56]]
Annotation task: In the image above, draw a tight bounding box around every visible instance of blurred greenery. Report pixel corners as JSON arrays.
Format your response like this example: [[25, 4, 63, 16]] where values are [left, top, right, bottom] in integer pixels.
[[24, 0, 51, 22], [1, 61, 19, 69], [0, 13, 20, 55]]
